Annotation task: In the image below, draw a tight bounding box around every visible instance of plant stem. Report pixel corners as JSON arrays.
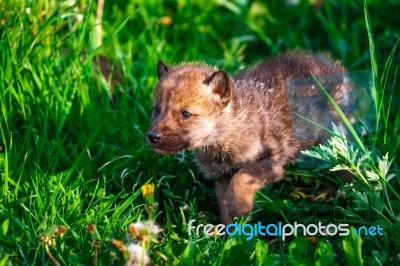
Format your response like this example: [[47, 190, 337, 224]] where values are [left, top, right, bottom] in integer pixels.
[[45, 244, 61, 266], [94, 245, 98, 266]]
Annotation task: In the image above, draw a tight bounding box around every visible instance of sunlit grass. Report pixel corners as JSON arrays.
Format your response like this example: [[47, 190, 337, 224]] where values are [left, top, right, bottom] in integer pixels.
[[0, 0, 399, 265]]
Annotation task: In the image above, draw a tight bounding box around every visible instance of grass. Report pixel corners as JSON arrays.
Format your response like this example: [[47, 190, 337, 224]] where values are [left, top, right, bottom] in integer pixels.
[[0, 0, 399, 265]]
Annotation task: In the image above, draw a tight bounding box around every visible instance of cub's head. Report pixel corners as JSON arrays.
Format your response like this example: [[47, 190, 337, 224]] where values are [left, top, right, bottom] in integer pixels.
[[146, 60, 233, 154]]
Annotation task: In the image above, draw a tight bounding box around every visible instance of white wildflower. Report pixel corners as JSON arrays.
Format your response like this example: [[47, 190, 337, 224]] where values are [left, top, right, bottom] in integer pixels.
[[125, 243, 150, 266], [128, 221, 145, 238], [145, 221, 162, 236], [128, 221, 162, 241]]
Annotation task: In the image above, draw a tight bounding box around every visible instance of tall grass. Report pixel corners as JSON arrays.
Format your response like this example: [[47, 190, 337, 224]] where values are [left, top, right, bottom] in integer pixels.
[[1, 0, 399, 265]]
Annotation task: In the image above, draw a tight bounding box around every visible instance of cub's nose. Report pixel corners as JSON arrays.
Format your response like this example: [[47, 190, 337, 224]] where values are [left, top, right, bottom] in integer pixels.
[[147, 130, 162, 143]]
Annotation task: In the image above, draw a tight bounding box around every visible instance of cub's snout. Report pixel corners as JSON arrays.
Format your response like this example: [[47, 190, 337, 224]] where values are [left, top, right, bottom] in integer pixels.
[[147, 130, 162, 144], [146, 122, 190, 155]]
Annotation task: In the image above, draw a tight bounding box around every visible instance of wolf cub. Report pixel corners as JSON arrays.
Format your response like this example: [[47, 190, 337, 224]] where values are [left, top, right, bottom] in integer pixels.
[[147, 51, 352, 224]]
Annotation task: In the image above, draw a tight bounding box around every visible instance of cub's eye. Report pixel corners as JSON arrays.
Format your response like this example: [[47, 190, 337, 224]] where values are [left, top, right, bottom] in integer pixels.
[[181, 111, 191, 118], [153, 106, 160, 115]]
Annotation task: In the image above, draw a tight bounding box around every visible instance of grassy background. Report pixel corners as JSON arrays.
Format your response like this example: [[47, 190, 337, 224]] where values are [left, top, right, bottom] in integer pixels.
[[1, 0, 399, 265]]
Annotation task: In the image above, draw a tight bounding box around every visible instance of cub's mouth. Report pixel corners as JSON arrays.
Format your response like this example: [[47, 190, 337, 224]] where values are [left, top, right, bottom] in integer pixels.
[[146, 128, 191, 154], [147, 142, 189, 155]]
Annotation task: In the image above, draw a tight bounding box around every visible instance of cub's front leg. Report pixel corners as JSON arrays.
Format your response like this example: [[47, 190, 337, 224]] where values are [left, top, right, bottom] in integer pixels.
[[217, 158, 285, 224]]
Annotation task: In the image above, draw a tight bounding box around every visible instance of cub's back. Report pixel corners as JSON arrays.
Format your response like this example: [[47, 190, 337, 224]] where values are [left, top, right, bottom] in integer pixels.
[[233, 51, 352, 148]]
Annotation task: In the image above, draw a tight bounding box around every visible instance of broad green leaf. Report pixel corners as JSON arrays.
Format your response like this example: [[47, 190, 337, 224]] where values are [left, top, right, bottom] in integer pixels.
[[255, 240, 268, 266], [343, 228, 363, 266], [314, 240, 337, 266], [287, 237, 310, 266], [1, 219, 9, 237]]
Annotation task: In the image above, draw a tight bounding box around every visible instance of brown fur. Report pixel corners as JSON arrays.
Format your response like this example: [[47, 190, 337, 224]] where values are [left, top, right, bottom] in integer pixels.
[[147, 51, 353, 224]]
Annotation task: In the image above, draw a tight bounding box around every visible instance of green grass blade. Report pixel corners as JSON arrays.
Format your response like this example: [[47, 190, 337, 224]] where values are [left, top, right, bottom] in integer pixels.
[[382, 41, 400, 144], [364, 1, 381, 141], [311, 72, 367, 153]]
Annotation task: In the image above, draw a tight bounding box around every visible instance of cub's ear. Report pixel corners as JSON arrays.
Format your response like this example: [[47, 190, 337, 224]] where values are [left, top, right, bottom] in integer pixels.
[[157, 60, 169, 79], [203, 70, 232, 106]]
